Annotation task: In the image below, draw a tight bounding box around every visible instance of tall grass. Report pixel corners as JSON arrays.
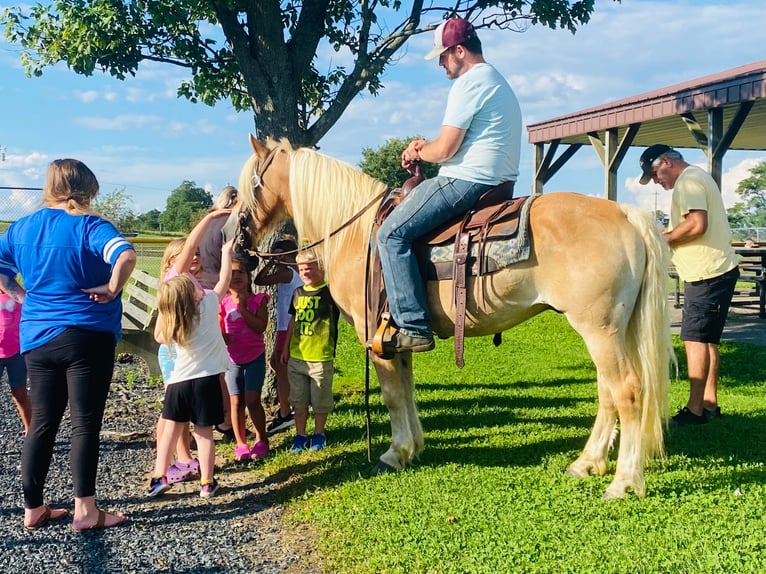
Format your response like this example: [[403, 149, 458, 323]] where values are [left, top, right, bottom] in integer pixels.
[[255, 312, 766, 573]]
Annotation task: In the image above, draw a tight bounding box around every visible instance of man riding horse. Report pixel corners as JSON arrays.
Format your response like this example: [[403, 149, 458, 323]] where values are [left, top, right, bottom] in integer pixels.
[[377, 18, 522, 354]]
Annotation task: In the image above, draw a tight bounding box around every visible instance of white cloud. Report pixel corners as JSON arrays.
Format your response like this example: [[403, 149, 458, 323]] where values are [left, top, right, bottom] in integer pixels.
[[74, 114, 163, 131]]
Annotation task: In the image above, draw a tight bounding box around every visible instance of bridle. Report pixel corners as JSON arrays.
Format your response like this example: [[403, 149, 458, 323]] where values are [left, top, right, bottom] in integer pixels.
[[243, 147, 388, 262]]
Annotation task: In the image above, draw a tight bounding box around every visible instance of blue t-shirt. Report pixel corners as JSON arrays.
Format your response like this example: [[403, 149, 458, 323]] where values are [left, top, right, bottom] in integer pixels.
[[0, 208, 134, 352], [439, 63, 521, 185]]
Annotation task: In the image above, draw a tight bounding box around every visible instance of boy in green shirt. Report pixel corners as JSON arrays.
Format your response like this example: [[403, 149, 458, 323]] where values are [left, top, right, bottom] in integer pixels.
[[279, 250, 339, 451]]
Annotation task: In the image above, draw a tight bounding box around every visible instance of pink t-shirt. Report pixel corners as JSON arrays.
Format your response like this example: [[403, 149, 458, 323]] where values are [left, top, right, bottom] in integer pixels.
[[0, 293, 21, 357], [220, 292, 270, 364]]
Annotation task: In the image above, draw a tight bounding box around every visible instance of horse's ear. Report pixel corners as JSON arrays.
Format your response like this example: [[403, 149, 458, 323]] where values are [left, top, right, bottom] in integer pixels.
[[249, 133, 264, 155]]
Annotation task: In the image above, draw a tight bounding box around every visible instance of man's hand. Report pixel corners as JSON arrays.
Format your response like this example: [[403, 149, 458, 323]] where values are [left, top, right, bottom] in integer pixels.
[[401, 139, 427, 170]]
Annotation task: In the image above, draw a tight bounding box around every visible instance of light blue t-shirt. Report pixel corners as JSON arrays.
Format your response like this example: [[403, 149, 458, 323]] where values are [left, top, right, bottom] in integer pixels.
[[439, 63, 521, 185], [0, 208, 134, 352]]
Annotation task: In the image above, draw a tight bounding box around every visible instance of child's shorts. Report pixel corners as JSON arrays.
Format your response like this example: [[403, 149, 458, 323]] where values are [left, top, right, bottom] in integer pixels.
[[225, 354, 266, 396], [287, 358, 334, 414], [162, 374, 224, 427], [0, 353, 26, 388]]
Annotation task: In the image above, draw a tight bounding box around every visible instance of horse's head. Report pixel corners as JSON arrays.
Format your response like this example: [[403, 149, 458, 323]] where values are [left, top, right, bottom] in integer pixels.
[[234, 134, 293, 250]]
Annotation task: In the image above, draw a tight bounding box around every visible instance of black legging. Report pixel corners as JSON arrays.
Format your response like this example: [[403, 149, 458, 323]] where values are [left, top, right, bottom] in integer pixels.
[[22, 328, 115, 508]]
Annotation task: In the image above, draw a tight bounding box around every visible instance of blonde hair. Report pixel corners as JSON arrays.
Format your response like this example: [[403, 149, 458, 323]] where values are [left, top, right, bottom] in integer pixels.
[[156, 275, 199, 351], [159, 238, 187, 281], [295, 248, 322, 270], [43, 159, 99, 215], [214, 186, 239, 210]]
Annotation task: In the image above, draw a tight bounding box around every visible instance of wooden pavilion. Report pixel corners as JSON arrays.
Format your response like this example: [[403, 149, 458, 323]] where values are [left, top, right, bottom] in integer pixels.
[[526, 60, 766, 199]]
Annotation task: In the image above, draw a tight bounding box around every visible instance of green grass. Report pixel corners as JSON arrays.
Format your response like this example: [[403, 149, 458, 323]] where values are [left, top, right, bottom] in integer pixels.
[[251, 312, 766, 574]]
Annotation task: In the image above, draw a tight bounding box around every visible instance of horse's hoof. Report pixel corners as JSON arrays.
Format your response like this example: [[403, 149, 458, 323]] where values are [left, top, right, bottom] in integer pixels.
[[602, 490, 627, 500], [370, 461, 398, 476], [564, 467, 587, 478]]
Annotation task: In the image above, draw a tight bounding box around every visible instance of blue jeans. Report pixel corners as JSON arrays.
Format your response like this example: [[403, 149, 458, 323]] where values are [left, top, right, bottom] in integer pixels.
[[376, 176, 491, 337]]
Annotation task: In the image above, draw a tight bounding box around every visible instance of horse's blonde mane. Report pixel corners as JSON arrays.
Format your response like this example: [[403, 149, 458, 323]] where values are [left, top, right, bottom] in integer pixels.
[[289, 146, 387, 277]]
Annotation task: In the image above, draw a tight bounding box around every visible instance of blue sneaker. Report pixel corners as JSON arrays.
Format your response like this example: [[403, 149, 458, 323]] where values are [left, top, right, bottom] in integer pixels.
[[290, 434, 309, 453], [200, 478, 220, 498], [309, 433, 326, 451], [147, 475, 172, 498]]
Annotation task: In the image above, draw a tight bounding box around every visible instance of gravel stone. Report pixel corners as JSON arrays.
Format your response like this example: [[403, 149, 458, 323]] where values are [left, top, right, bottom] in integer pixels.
[[0, 354, 322, 573]]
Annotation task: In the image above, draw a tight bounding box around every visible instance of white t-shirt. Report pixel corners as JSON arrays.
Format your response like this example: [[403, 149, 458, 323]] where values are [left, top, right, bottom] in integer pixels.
[[166, 291, 229, 384], [439, 63, 521, 185], [276, 269, 303, 331]]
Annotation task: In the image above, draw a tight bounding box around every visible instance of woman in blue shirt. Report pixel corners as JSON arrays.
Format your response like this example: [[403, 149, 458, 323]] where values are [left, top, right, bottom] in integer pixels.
[[0, 159, 136, 531]]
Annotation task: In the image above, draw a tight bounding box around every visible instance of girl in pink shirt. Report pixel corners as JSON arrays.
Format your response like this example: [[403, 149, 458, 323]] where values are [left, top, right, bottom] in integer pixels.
[[0, 271, 31, 435], [220, 258, 270, 461]]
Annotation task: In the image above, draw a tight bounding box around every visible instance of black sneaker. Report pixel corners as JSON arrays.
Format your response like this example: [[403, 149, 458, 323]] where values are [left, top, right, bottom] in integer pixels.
[[670, 407, 708, 426], [703, 406, 722, 421], [266, 411, 295, 436], [215, 425, 236, 443]]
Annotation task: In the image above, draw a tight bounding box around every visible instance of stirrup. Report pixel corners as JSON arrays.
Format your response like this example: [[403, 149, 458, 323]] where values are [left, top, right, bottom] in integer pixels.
[[371, 312, 397, 359]]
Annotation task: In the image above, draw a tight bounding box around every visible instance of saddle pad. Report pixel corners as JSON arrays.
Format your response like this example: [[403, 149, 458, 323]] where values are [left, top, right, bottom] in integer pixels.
[[423, 194, 539, 280]]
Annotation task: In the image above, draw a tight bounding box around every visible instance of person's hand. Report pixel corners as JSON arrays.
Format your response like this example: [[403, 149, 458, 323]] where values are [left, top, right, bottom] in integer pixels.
[[83, 284, 118, 303], [401, 139, 426, 170]]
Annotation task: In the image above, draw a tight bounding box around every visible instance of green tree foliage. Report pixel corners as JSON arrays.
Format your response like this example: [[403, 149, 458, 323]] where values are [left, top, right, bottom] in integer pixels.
[[159, 181, 212, 232], [730, 161, 766, 228], [135, 209, 162, 232], [92, 188, 136, 232], [359, 136, 439, 188], [3, 1, 614, 147]]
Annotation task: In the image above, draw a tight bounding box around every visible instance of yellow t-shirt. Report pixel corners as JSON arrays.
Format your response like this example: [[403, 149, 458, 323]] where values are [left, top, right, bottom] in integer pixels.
[[288, 282, 339, 362], [669, 166, 738, 282]]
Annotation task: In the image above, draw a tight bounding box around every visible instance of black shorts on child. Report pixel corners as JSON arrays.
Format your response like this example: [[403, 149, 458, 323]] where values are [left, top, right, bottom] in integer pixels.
[[162, 374, 224, 427]]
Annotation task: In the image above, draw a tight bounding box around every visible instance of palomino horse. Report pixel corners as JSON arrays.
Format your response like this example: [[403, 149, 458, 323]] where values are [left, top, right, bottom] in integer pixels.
[[237, 136, 673, 498]]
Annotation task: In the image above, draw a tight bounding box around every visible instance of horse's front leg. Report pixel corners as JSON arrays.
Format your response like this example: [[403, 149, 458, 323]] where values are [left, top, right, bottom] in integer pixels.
[[372, 353, 424, 473]]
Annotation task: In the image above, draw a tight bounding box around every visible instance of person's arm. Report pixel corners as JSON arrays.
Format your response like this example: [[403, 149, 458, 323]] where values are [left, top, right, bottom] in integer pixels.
[[240, 295, 268, 334], [83, 248, 137, 303], [280, 316, 295, 365], [175, 210, 231, 273], [0, 274, 25, 303], [154, 317, 166, 344], [663, 210, 707, 247], [213, 239, 235, 301], [401, 125, 466, 169], [253, 261, 294, 286]]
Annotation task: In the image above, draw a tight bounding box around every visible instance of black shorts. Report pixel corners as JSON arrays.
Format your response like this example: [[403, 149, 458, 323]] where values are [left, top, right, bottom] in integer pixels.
[[162, 374, 224, 427], [681, 266, 739, 344]]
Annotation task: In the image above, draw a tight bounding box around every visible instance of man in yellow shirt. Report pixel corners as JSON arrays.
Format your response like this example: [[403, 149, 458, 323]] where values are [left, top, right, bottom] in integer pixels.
[[639, 144, 739, 425]]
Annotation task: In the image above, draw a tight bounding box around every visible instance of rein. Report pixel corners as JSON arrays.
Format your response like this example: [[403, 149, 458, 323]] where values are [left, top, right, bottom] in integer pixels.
[[250, 187, 389, 261]]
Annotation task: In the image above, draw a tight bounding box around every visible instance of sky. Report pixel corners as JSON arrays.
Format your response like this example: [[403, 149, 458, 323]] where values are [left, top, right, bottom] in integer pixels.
[[1, 0, 765, 220]]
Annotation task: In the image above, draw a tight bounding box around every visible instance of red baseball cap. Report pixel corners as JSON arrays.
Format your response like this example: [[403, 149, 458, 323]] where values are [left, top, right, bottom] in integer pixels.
[[425, 18, 477, 60]]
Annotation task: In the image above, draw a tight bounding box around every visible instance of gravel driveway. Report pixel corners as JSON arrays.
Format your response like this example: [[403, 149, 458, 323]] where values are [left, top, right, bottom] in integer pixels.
[[0, 354, 321, 573]]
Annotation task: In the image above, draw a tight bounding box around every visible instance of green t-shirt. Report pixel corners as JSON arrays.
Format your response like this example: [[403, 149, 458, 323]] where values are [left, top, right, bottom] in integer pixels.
[[288, 282, 339, 362]]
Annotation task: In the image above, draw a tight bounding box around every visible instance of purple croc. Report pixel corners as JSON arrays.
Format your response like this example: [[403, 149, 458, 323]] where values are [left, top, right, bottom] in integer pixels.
[[166, 458, 200, 484]]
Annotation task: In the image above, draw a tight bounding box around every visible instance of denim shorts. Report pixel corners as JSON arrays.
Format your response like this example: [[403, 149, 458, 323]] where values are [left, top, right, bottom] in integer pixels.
[[681, 266, 739, 344], [225, 354, 266, 396]]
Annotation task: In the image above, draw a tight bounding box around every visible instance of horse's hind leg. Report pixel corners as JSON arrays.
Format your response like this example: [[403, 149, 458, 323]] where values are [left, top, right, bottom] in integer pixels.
[[372, 353, 424, 473], [566, 374, 617, 478], [568, 329, 645, 498]]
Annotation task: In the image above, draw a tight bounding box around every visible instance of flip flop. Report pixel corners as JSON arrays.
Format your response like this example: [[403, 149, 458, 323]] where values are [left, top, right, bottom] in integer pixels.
[[72, 509, 128, 532], [24, 506, 69, 530]]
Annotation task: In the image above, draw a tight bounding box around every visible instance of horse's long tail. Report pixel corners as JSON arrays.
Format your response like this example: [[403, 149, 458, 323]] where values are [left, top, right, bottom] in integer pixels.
[[621, 205, 674, 462]]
